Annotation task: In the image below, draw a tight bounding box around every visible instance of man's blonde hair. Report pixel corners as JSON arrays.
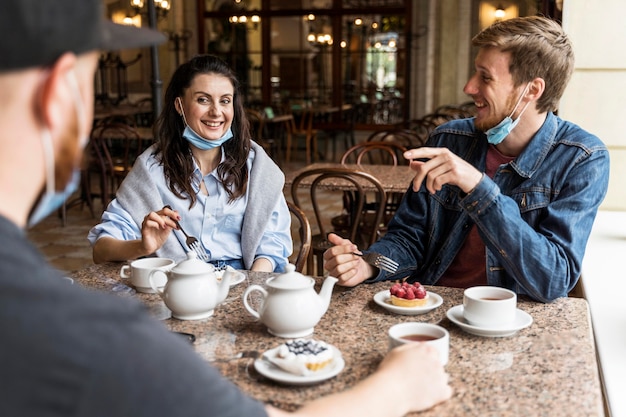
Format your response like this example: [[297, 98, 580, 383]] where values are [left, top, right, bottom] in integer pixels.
[[472, 16, 574, 113]]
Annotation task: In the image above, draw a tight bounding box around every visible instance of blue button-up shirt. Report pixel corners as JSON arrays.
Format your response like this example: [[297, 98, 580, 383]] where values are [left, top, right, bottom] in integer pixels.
[[88, 149, 292, 271], [366, 112, 610, 302]]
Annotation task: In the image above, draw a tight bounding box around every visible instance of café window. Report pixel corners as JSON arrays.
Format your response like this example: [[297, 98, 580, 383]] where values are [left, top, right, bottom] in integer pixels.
[[200, 0, 409, 125]]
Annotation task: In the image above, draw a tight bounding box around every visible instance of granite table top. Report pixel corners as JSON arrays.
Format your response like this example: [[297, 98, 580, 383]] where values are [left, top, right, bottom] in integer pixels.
[[72, 263, 604, 417]]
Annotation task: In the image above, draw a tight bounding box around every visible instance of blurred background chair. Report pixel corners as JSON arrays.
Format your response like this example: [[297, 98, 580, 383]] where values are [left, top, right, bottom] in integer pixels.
[[286, 109, 319, 164], [245, 108, 280, 162], [287, 201, 312, 273], [88, 122, 143, 207], [291, 167, 386, 276], [341, 141, 407, 166], [366, 128, 426, 149]]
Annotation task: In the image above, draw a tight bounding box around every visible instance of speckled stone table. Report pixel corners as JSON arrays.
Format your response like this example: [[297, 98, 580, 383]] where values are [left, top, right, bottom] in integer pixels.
[[72, 263, 604, 417]]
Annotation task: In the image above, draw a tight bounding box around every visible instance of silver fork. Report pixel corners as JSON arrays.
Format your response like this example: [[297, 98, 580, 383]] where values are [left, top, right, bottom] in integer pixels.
[[164, 205, 210, 262], [353, 252, 399, 273]]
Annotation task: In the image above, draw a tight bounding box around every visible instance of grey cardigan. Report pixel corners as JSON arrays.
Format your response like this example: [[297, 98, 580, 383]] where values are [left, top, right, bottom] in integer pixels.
[[116, 141, 285, 269]]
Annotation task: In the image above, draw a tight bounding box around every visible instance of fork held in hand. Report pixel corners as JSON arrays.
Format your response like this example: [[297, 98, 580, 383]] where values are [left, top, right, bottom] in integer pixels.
[[354, 252, 399, 274], [163, 205, 209, 262]]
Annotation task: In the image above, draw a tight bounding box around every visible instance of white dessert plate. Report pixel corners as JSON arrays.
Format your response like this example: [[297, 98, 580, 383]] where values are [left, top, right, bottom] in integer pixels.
[[446, 305, 533, 337], [254, 345, 344, 386], [373, 290, 443, 315], [215, 269, 246, 287]]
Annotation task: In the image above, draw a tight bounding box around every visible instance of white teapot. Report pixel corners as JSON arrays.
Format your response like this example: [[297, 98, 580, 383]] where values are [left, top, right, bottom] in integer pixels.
[[243, 264, 338, 338], [149, 252, 231, 320]]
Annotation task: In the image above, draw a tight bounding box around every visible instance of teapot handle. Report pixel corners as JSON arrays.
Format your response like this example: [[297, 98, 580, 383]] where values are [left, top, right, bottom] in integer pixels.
[[148, 270, 167, 297], [242, 285, 267, 319]]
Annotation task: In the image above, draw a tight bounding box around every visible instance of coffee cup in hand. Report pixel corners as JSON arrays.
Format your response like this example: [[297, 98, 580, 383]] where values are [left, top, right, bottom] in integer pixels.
[[388, 322, 449, 365]]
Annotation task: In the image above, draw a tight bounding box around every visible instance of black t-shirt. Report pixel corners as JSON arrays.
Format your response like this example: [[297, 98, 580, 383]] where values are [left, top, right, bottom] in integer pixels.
[[0, 216, 267, 417]]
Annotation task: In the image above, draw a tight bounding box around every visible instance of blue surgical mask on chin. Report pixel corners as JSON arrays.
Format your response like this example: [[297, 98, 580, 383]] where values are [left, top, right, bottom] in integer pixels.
[[182, 125, 233, 150], [28, 71, 88, 227], [177, 96, 233, 150], [485, 83, 531, 145]]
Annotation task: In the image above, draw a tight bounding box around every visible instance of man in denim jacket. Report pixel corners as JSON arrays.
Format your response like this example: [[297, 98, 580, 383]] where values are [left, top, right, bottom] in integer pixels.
[[324, 16, 609, 303]]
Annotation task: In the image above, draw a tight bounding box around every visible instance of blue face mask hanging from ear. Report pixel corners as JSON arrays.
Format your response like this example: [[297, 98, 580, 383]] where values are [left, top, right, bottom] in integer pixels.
[[485, 83, 531, 145], [28, 71, 88, 227], [176, 97, 233, 150]]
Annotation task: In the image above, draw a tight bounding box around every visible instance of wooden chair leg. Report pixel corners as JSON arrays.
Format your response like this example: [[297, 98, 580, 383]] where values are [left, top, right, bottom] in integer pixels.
[[285, 130, 293, 162]]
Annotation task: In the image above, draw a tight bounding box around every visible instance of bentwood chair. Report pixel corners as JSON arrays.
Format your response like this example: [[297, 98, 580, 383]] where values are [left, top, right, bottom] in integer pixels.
[[340, 141, 408, 238], [286, 109, 319, 164], [291, 167, 387, 276], [287, 201, 312, 273], [340, 141, 408, 166], [245, 108, 280, 162], [90, 122, 143, 206]]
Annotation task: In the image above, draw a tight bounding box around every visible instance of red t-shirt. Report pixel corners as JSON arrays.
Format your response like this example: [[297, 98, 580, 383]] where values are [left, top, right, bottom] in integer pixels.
[[437, 145, 515, 288]]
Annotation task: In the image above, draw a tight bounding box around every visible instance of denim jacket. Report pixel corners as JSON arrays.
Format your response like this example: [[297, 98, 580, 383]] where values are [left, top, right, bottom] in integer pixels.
[[366, 112, 609, 302]]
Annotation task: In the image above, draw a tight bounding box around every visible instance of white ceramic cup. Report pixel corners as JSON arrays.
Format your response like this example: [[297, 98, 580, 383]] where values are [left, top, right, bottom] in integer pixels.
[[120, 258, 175, 293], [462, 286, 517, 328], [388, 322, 449, 365]]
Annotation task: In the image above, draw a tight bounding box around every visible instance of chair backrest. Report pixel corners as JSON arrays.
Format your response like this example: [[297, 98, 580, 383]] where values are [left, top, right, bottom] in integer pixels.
[[290, 167, 387, 249], [287, 201, 312, 273], [92, 122, 142, 205], [341, 141, 408, 166], [288, 109, 315, 136], [245, 108, 266, 142], [367, 128, 425, 149]]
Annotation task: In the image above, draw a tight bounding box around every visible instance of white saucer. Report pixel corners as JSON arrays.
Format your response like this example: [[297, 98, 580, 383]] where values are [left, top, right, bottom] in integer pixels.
[[216, 269, 246, 287], [446, 305, 533, 337], [373, 290, 443, 316], [254, 345, 344, 385]]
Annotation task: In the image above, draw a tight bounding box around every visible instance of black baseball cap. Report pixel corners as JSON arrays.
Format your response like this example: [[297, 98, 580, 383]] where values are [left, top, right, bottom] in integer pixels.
[[0, 0, 166, 71]]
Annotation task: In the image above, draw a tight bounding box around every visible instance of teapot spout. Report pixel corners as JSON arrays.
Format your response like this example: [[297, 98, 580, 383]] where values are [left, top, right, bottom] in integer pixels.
[[317, 275, 338, 314]]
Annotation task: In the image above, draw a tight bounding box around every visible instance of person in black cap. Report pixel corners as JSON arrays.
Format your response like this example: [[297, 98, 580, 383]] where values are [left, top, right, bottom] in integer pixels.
[[0, 0, 451, 415]]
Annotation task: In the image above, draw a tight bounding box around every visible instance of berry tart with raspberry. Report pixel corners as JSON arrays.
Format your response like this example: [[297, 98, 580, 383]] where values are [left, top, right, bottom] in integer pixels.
[[389, 282, 429, 307]]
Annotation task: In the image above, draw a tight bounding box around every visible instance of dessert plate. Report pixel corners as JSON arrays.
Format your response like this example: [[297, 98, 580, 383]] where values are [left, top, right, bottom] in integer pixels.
[[254, 345, 344, 386], [373, 290, 443, 316], [215, 269, 246, 287], [446, 305, 533, 337]]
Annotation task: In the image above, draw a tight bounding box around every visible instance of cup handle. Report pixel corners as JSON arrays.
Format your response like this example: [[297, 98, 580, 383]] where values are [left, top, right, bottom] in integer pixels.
[[242, 285, 267, 320], [148, 270, 167, 296], [120, 265, 131, 279]]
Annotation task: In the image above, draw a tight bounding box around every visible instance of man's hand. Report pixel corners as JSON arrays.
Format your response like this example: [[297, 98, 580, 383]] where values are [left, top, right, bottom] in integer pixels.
[[404, 147, 483, 194], [323, 233, 376, 286]]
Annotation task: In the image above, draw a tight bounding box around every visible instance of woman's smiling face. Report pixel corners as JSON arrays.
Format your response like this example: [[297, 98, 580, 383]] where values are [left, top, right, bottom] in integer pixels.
[[179, 72, 234, 142]]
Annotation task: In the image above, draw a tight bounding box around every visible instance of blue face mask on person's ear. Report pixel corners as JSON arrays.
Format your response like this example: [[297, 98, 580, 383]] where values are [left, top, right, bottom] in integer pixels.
[[28, 164, 81, 226], [485, 83, 531, 145], [28, 71, 88, 227]]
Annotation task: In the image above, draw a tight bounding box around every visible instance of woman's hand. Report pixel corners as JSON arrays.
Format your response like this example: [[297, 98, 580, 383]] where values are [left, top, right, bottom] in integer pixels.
[[140, 206, 179, 255]]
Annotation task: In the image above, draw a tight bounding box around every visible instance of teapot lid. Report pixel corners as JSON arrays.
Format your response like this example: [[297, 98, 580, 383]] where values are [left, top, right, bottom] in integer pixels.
[[267, 264, 314, 289], [171, 251, 216, 275]]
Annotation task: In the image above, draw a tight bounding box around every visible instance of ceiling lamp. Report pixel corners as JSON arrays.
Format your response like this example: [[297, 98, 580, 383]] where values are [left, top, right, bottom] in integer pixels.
[[130, 0, 170, 20], [494, 4, 506, 19]]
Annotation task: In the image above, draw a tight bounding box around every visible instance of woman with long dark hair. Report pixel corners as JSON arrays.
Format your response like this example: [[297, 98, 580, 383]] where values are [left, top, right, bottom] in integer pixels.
[[89, 55, 291, 272]]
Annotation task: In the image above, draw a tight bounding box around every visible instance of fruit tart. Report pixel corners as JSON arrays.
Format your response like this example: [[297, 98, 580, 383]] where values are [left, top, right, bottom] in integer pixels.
[[389, 282, 429, 307]]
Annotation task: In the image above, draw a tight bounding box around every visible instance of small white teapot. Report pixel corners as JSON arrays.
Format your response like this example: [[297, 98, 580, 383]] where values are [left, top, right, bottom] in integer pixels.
[[243, 264, 338, 338], [149, 251, 231, 320]]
